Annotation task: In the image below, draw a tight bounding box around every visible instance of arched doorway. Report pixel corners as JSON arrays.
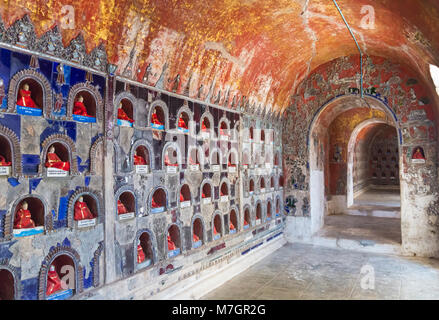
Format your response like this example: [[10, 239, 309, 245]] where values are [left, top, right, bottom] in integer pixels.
[[309, 95, 402, 248]]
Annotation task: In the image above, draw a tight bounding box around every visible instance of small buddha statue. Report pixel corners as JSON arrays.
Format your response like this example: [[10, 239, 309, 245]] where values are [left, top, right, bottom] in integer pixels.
[[244, 219, 249, 227], [193, 233, 200, 242], [16, 83, 38, 108], [230, 222, 235, 231], [45, 146, 70, 171], [133, 150, 147, 165], [151, 109, 162, 126], [151, 196, 161, 208], [164, 153, 178, 166], [117, 200, 128, 215], [137, 240, 146, 264], [178, 115, 188, 129], [202, 191, 207, 198], [214, 225, 218, 235], [73, 95, 90, 117], [117, 103, 134, 123], [180, 193, 184, 202], [74, 196, 94, 220], [14, 201, 36, 229], [413, 148, 425, 160], [167, 234, 176, 251], [46, 265, 62, 296], [201, 120, 208, 132], [0, 155, 11, 166]]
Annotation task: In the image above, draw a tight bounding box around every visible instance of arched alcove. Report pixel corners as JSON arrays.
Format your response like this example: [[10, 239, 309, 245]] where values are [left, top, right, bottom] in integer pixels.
[[163, 144, 180, 172], [192, 217, 204, 248], [137, 232, 154, 269], [177, 110, 190, 133], [249, 127, 254, 141], [210, 149, 221, 171], [73, 194, 98, 227], [255, 203, 262, 225], [213, 214, 222, 240], [229, 209, 238, 234], [116, 98, 134, 126], [276, 197, 281, 216], [0, 134, 12, 176], [270, 176, 275, 190], [150, 188, 167, 213], [167, 224, 181, 258], [279, 175, 284, 188], [117, 191, 135, 217], [179, 184, 191, 208], [150, 105, 166, 130], [249, 178, 255, 194], [0, 269, 15, 300], [45, 254, 76, 300], [201, 182, 212, 204], [12, 197, 45, 237], [71, 89, 98, 122], [200, 111, 213, 140], [220, 181, 229, 201], [134, 145, 150, 173], [260, 177, 266, 193], [45, 142, 71, 177], [242, 150, 250, 167], [266, 201, 272, 221], [219, 119, 229, 139], [260, 129, 265, 143], [244, 207, 251, 229], [188, 147, 201, 170]]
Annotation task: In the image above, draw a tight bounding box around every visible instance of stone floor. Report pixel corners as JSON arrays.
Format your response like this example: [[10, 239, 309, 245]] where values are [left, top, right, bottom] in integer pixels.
[[317, 214, 401, 245], [201, 243, 439, 300], [354, 187, 401, 208]]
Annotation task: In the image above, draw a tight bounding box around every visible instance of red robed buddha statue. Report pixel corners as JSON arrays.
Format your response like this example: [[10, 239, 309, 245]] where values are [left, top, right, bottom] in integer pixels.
[[412, 148, 425, 160], [193, 233, 200, 242], [74, 196, 94, 220], [133, 151, 147, 165], [229, 222, 235, 231], [244, 219, 249, 226], [201, 120, 208, 131], [45, 146, 70, 171], [73, 96, 91, 117], [117, 200, 128, 215], [178, 116, 187, 129], [117, 104, 134, 123], [151, 196, 161, 208], [151, 109, 162, 125], [214, 226, 218, 235], [14, 201, 36, 229], [46, 265, 63, 296], [137, 240, 146, 264], [180, 193, 184, 202], [0, 155, 11, 166], [16, 83, 38, 108], [167, 234, 176, 251]]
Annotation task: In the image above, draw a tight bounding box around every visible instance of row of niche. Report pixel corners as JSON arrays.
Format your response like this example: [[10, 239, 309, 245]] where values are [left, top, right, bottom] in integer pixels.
[[114, 91, 278, 144], [116, 176, 284, 220], [2, 69, 281, 145], [116, 141, 283, 175], [0, 128, 101, 177], [244, 175, 285, 196], [0, 201, 283, 300], [4, 69, 104, 123]]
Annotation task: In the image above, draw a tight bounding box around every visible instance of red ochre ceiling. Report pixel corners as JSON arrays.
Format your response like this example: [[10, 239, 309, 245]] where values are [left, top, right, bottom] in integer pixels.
[[1, 0, 439, 113]]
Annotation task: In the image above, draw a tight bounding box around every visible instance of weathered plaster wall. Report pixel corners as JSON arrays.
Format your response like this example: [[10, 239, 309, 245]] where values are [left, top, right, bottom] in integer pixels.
[[283, 55, 439, 257]]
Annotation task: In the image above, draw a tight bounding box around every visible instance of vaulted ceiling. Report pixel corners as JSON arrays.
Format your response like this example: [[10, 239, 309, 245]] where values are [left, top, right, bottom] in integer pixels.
[[2, 0, 439, 113]]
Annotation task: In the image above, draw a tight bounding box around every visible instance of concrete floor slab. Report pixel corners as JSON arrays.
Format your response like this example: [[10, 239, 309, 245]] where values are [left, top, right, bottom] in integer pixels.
[[201, 243, 439, 300]]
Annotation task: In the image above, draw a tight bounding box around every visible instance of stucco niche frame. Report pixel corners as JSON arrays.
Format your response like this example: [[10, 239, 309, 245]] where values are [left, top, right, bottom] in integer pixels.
[[161, 142, 182, 170], [4, 194, 50, 240], [67, 187, 103, 228], [134, 228, 158, 270], [243, 204, 254, 228], [115, 185, 137, 218], [200, 179, 214, 203], [114, 91, 137, 126], [0, 259, 21, 300], [147, 99, 169, 130], [38, 245, 83, 300], [67, 82, 104, 121], [190, 214, 206, 249], [147, 186, 169, 215], [178, 181, 193, 207], [219, 177, 232, 199], [40, 134, 79, 176], [175, 104, 194, 134], [229, 205, 240, 232], [199, 109, 215, 140], [129, 139, 154, 172], [165, 223, 184, 257], [0, 124, 22, 176], [211, 211, 224, 240], [7, 68, 53, 117]]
